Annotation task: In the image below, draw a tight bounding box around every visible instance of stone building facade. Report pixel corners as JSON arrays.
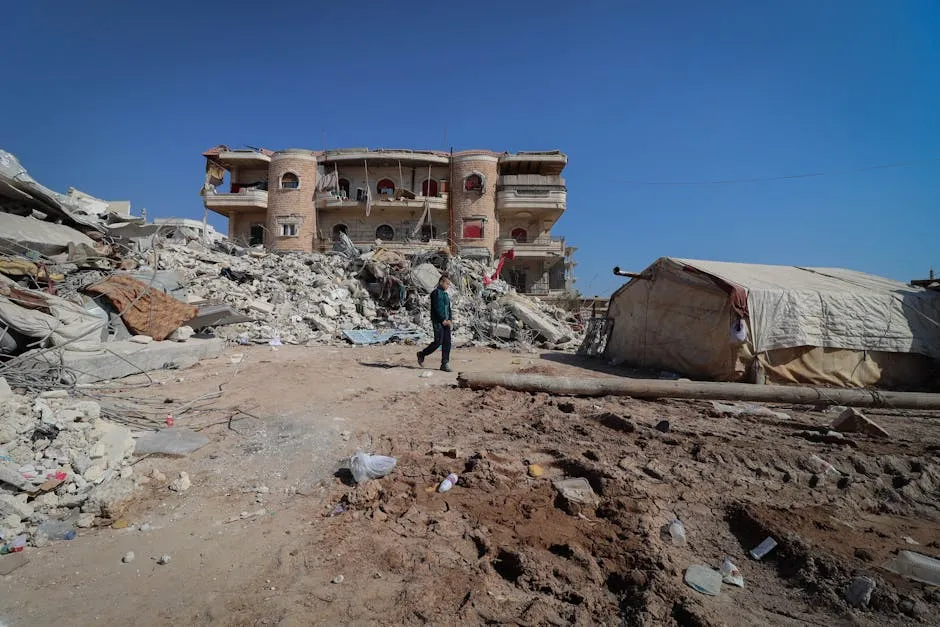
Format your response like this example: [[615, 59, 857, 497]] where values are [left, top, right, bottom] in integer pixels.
[[201, 146, 575, 298]]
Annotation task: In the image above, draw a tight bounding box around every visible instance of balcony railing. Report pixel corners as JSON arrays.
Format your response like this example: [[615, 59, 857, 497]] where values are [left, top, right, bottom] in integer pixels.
[[495, 235, 565, 257], [203, 188, 268, 213], [317, 193, 447, 211]]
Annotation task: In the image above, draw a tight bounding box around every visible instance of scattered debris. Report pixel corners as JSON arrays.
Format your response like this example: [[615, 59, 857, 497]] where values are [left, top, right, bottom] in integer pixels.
[[348, 451, 397, 483], [122, 551, 135, 564], [437, 473, 458, 493], [684, 564, 722, 596], [168, 471, 191, 492], [832, 407, 891, 438], [553, 478, 598, 516], [133, 429, 209, 456], [882, 551, 940, 586], [331, 575, 344, 584], [157, 554, 171, 565], [749, 537, 778, 560], [845, 575, 876, 608], [720, 557, 744, 587]]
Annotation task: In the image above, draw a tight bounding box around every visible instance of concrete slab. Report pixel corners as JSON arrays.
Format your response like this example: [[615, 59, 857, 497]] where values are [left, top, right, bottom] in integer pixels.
[[19, 338, 225, 383]]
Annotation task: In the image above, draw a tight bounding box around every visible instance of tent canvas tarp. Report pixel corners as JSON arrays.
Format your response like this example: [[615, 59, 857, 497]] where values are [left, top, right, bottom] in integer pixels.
[[605, 258, 940, 388]]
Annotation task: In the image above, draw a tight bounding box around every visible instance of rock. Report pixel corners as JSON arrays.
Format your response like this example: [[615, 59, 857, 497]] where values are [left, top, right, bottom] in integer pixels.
[[553, 478, 599, 516], [150, 468, 167, 482], [35, 492, 59, 509], [557, 401, 575, 414], [83, 477, 136, 518], [832, 408, 890, 438], [157, 554, 171, 565], [83, 462, 107, 483], [320, 303, 339, 318], [129, 335, 153, 344], [331, 575, 344, 584], [493, 323, 513, 339], [528, 464, 544, 478], [77, 512, 96, 528], [655, 420, 670, 433], [169, 471, 191, 492], [122, 551, 135, 564], [168, 326, 194, 342], [845, 576, 876, 608], [91, 421, 135, 468], [412, 263, 443, 293]]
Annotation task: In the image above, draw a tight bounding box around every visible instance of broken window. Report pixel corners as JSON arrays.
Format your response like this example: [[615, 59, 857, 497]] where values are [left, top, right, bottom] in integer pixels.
[[281, 223, 298, 237], [338, 178, 350, 199], [376, 179, 395, 196], [510, 227, 528, 243], [280, 172, 300, 189], [421, 178, 439, 197], [375, 224, 394, 241], [464, 174, 483, 192], [249, 224, 264, 246], [420, 224, 438, 242], [462, 219, 484, 239], [332, 224, 348, 242]]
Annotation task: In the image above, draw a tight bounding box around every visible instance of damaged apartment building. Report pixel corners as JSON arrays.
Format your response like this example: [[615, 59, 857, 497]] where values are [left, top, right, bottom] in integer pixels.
[[201, 146, 576, 301]]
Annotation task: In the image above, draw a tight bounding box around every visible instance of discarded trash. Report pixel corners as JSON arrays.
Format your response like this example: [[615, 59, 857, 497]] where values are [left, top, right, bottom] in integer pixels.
[[438, 473, 459, 493], [331, 575, 344, 584], [348, 451, 397, 483], [881, 550, 940, 586], [34, 520, 76, 546], [667, 519, 686, 546], [328, 503, 347, 517], [808, 454, 842, 479], [749, 537, 778, 560], [165, 414, 174, 427], [418, 371, 433, 378], [720, 557, 744, 587], [902, 535, 920, 545], [157, 554, 171, 565], [0, 534, 27, 554], [527, 464, 544, 478], [122, 551, 135, 564], [134, 429, 210, 456], [684, 564, 722, 596], [845, 575, 875, 608]]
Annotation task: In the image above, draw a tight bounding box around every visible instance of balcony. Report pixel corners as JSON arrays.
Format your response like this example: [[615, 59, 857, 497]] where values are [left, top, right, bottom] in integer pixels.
[[495, 235, 566, 258], [497, 175, 566, 213], [204, 189, 268, 214]]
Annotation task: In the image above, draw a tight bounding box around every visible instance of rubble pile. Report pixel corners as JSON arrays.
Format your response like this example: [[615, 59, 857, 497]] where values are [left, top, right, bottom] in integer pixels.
[[154, 241, 581, 350], [0, 377, 138, 544]]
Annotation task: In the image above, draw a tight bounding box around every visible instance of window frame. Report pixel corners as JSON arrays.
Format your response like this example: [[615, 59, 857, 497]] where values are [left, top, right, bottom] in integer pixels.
[[375, 224, 395, 241], [280, 172, 300, 189], [462, 218, 484, 239]]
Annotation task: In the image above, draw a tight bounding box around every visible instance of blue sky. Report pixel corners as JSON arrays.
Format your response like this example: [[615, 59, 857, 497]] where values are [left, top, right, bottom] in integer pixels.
[[3, 1, 937, 296]]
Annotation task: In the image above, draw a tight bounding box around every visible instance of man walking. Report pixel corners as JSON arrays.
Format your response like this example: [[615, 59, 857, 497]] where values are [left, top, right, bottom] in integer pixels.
[[417, 274, 453, 372]]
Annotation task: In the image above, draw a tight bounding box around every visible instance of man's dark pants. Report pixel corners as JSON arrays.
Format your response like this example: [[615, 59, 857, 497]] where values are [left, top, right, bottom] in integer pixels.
[[419, 322, 451, 365]]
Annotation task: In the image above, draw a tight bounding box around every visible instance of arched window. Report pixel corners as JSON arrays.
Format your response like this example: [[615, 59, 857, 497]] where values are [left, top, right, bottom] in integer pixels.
[[375, 224, 394, 241], [510, 227, 528, 243], [280, 172, 299, 189], [332, 224, 348, 242], [376, 178, 395, 196], [421, 179, 439, 197], [464, 173, 483, 192], [338, 178, 350, 198]]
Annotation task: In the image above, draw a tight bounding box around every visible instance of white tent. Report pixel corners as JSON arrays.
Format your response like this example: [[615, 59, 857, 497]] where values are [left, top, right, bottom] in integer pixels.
[[605, 257, 940, 389]]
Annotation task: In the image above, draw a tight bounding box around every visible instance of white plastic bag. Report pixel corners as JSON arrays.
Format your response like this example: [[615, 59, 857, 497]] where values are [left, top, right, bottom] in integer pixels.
[[348, 450, 397, 483]]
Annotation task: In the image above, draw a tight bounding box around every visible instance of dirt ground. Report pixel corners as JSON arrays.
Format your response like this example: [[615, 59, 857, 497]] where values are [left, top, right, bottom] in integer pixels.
[[0, 344, 938, 626]]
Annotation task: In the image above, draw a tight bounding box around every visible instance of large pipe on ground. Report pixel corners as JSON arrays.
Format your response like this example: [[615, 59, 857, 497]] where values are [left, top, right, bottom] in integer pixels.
[[456, 372, 940, 410]]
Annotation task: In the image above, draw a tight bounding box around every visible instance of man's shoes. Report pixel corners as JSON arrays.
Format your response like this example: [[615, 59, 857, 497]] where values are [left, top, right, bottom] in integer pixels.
[[440, 363, 452, 373], [417, 351, 425, 367]]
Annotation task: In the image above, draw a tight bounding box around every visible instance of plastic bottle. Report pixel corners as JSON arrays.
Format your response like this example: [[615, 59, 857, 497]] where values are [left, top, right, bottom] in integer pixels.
[[438, 473, 459, 493], [668, 519, 686, 546], [165, 414, 174, 427]]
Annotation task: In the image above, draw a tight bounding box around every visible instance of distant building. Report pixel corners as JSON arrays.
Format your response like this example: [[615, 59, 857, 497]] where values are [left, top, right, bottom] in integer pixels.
[[201, 146, 574, 299]]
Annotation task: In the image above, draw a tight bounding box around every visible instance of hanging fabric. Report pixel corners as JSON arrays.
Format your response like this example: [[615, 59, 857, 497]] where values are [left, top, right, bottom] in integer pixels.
[[363, 159, 373, 217]]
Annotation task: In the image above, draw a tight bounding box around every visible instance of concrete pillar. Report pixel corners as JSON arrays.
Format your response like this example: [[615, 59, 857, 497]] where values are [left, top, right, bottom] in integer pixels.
[[451, 152, 499, 259], [266, 150, 318, 252]]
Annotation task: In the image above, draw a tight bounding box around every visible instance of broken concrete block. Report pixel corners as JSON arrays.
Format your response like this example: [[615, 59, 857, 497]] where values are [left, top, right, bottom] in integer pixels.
[[82, 477, 136, 518], [320, 303, 339, 318], [493, 323, 513, 339], [249, 299, 275, 315], [0, 462, 32, 491], [553, 477, 599, 516], [503, 297, 570, 344], [0, 494, 34, 519], [832, 408, 890, 438], [0, 377, 12, 401], [412, 263, 442, 293], [168, 325, 194, 342], [129, 335, 153, 344], [134, 428, 209, 456]]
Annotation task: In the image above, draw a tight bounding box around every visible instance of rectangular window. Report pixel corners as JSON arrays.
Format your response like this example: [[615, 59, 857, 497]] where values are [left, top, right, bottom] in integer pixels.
[[462, 219, 484, 239], [281, 223, 298, 237]]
